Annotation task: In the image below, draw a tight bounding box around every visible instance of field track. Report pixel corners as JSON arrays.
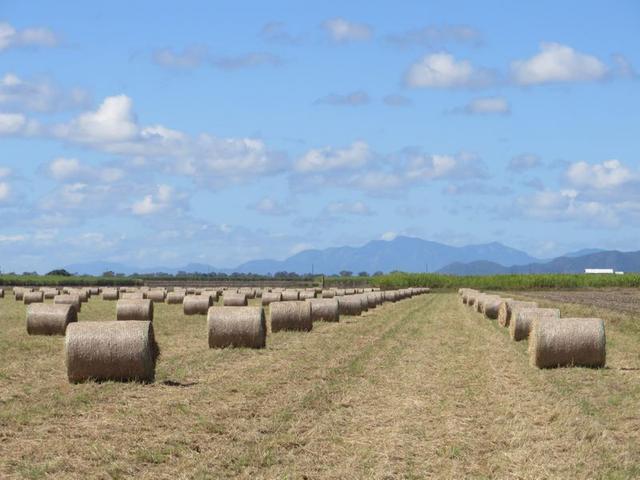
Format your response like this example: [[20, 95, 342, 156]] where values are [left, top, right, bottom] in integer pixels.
[[1, 293, 640, 479]]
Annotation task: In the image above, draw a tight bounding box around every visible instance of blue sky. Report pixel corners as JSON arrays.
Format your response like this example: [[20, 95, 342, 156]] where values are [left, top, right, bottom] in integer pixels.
[[0, 1, 638, 272]]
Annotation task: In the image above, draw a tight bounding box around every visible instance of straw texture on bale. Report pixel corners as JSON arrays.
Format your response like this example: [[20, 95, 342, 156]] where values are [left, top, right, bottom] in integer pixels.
[[42, 288, 58, 299], [0, 288, 3, 298], [337, 296, 363, 316], [207, 306, 266, 349], [308, 298, 339, 322], [262, 291, 282, 305], [281, 290, 300, 301], [116, 299, 154, 322], [299, 291, 315, 300], [321, 290, 335, 299], [14, 288, 28, 301], [510, 307, 560, 342], [223, 292, 248, 306], [183, 295, 213, 315], [146, 290, 166, 302], [166, 291, 185, 304], [27, 303, 77, 335], [270, 301, 312, 332], [65, 320, 159, 383], [121, 292, 144, 300], [483, 296, 504, 320], [54, 294, 81, 312], [102, 288, 119, 301], [529, 317, 606, 368], [498, 300, 537, 327], [23, 290, 44, 305]]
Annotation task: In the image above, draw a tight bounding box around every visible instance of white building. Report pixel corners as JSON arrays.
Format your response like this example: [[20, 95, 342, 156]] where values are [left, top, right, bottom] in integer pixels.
[[584, 268, 614, 274]]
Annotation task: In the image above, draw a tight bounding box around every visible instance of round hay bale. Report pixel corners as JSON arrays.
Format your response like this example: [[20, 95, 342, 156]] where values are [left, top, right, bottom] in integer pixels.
[[207, 306, 266, 349], [299, 291, 315, 300], [42, 288, 58, 299], [262, 291, 282, 305], [365, 293, 380, 309], [223, 292, 248, 307], [102, 288, 119, 301], [116, 299, 154, 322], [89, 287, 100, 295], [183, 295, 213, 315], [121, 292, 144, 300], [498, 300, 537, 327], [0, 288, 3, 298], [308, 298, 339, 322], [510, 307, 560, 342], [321, 290, 335, 299], [483, 296, 504, 320], [146, 289, 166, 302], [166, 291, 185, 304], [23, 290, 44, 305], [54, 294, 81, 312], [333, 288, 346, 297], [27, 303, 77, 335], [281, 290, 300, 301], [65, 320, 159, 383], [529, 317, 606, 368], [337, 296, 363, 316], [271, 301, 312, 332], [14, 287, 30, 301]]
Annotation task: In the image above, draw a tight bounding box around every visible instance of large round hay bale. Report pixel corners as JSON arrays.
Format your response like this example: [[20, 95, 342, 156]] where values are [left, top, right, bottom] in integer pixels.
[[510, 307, 560, 342], [116, 299, 154, 322], [223, 292, 248, 306], [281, 290, 300, 301], [308, 298, 339, 322], [337, 296, 363, 316], [299, 290, 315, 300], [498, 300, 537, 327], [529, 317, 606, 368], [27, 303, 77, 335], [14, 287, 30, 301], [54, 294, 81, 312], [121, 292, 144, 300], [89, 287, 100, 295], [184, 295, 213, 315], [102, 288, 119, 301], [0, 288, 3, 298], [321, 290, 335, 299], [42, 288, 58, 299], [23, 290, 44, 305], [262, 291, 282, 305], [483, 296, 504, 320], [65, 320, 159, 383], [207, 306, 266, 349], [146, 289, 166, 302], [271, 301, 312, 332], [383, 290, 398, 302], [166, 291, 185, 304]]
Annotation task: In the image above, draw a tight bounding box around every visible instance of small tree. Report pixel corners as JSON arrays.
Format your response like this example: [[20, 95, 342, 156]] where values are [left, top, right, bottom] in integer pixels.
[[358, 271, 369, 277], [47, 269, 72, 276], [373, 271, 384, 276], [339, 270, 353, 277]]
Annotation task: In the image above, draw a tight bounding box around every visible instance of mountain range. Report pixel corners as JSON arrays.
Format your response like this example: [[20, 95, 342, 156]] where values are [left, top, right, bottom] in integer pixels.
[[64, 236, 637, 276]]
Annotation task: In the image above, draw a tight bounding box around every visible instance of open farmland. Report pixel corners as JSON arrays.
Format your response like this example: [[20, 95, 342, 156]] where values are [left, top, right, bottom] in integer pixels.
[[1, 291, 640, 479]]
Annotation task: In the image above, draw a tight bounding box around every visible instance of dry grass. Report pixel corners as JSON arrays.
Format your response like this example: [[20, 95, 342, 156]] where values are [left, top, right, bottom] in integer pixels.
[[1, 293, 640, 478]]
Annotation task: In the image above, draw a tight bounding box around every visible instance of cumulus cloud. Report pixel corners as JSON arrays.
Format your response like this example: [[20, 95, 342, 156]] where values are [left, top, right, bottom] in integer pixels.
[[0, 73, 89, 112], [0, 21, 59, 51], [387, 24, 481, 48], [508, 153, 542, 172], [322, 18, 373, 43], [294, 141, 371, 173], [511, 43, 608, 85], [47, 157, 124, 183], [383, 94, 412, 107], [0, 112, 38, 136], [314, 90, 370, 106], [152, 45, 208, 69], [458, 96, 510, 115], [566, 159, 635, 189], [249, 197, 294, 216], [131, 185, 186, 216], [405, 52, 494, 88]]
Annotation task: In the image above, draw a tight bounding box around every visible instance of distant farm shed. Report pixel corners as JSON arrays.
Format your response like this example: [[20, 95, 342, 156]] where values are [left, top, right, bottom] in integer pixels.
[[584, 268, 614, 274]]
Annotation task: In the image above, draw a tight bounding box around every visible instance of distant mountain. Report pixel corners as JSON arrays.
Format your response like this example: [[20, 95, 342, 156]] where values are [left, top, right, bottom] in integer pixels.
[[65, 236, 540, 276], [438, 250, 640, 275], [562, 248, 606, 258]]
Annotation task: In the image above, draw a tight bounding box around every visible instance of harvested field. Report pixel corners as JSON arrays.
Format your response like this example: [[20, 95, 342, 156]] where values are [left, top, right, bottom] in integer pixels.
[[1, 292, 640, 478], [513, 288, 640, 315]]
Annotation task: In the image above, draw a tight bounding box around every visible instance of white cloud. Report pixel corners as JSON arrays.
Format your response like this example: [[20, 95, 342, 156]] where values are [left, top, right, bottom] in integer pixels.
[[387, 24, 481, 48], [259, 22, 302, 45], [566, 159, 635, 189], [405, 52, 493, 88], [508, 153, 542, 172], [325, 201, 372, 216], [322, 18, 372, 43], [47, 157, 124, 183], [295, 141, 371, 173], [0, 181, 10, 201], [131, 185, 185, 216], [403, 151, 486, 181], [0, 73, 89, 112], [0, 22, 59, 51], [153, 46, 207, 69], [381, 231, 397, 241], [211, 52, 282, 70], [315, 90, 370, 106], [511, 43, 608, 85], [249, 197, 294, 216], [0, 112, 38, 136], [462, 96, 510, 115]]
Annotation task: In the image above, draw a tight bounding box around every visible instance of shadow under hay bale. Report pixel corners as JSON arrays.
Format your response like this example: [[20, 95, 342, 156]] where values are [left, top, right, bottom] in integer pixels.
[[271, 301, 312, 332], [27, 303, 77, 335], [65, 320, 159, 383], [116, 299, 154, 322], [529, 317, 606, 368], [208, 306, 266, 349]]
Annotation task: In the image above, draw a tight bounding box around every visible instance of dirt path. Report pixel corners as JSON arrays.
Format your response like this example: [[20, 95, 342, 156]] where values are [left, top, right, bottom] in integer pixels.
[[1, 294, 640, 479]]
